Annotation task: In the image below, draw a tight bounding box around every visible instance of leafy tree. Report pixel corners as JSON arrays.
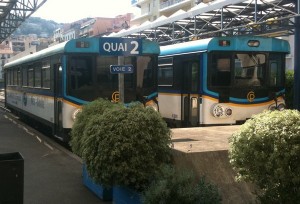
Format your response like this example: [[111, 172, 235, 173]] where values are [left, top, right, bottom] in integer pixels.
[[229, 110, 300, 203], [13, 17, 60, 37]]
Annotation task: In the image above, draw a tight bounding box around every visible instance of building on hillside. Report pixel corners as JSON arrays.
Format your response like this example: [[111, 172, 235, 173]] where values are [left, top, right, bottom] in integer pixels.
[[0, 40, 13, 79], [79, 14, 131, 38], [130, 0, 208, 25], [7, 36, 52, 63], [53, 24, 70, 43]]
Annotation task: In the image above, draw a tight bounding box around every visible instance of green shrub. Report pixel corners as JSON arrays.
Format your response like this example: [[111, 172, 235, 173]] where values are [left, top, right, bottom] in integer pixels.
[[229, 110, 300, 203], [142, 165, 222, 204], [82, 103, 172, 191], [70, 98, 122, 157], [285, 70, 294, 109]]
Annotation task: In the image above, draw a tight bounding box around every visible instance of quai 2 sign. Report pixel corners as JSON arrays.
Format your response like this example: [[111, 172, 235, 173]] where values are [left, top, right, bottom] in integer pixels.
[[99, 38, 142, 56]]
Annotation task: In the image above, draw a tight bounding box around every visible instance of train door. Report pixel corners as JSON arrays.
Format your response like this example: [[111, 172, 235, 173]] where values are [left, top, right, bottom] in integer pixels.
[[182, 60, 200, 127], [53, 63, 63, 139]]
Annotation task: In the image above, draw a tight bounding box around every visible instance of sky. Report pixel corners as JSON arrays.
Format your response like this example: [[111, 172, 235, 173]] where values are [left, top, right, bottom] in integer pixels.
[[31, 0, 138, 23]]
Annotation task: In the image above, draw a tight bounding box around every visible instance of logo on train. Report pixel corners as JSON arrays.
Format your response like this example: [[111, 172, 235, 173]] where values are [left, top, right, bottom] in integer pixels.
[[247, 91, 255, 102], [23, 92, 27, 106], [112, 91, 120, 102]]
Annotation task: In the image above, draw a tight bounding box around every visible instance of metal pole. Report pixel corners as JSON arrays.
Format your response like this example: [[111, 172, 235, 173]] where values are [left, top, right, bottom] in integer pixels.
[[118, 56, 124, 103], [294, 0, 300, 110], [255, 0, 257, 23]]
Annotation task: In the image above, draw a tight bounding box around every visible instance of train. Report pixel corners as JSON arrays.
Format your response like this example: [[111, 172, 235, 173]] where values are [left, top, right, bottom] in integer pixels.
[[158, 36, 290, 127], [4, 37, 160, 141], [4, 36, 290, 141]]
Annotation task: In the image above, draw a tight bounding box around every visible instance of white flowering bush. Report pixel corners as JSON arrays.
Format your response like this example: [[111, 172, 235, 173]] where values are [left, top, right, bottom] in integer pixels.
[[229, 110, 300, 203]]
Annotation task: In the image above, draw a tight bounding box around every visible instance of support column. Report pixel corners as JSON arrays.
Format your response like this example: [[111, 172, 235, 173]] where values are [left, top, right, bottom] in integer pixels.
[[293, 0, 300, 110]]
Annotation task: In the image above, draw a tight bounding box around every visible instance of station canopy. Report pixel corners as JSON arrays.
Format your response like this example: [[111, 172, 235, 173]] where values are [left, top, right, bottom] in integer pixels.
[[0, 0, 47, 43], [107, 0, 299, 45]]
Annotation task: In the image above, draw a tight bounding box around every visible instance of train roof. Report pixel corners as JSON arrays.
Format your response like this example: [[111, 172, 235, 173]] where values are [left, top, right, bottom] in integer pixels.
[[4, 41, 67, 69], [159, 36, 290, 57], [4, 37, 160, 69]]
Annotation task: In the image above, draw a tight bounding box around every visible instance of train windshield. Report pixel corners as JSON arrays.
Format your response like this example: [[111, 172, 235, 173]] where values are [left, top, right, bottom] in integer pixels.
[[67, 54, 156, 102], [209, 52, 285, 88]]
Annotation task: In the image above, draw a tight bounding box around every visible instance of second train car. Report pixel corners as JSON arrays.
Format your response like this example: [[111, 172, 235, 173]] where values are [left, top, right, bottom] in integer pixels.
[[158, 36, 290, 127], [4, 37, 160, 141]]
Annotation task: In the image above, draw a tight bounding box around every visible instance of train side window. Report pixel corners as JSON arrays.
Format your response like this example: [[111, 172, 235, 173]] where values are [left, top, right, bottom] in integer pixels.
[[35, 64, 41, 88], [22, 67, 28, 87], [158, 57, 173, 86], [191, 62, 199, 92], [7, 70, 11, 85], [42, 60, 50, 89], [17, 69, 21, 86], [28, 68, 34, 87], [13, 69, 18, 85]]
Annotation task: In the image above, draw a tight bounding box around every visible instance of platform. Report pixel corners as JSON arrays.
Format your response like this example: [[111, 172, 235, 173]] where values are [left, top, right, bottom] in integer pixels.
[[171, 126, 256, 204], [0, 102, 256, 204], [0, 107, 110, 204]]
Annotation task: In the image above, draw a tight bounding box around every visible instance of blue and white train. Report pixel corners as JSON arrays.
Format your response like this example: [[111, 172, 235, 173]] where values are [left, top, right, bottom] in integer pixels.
[[4, 37, 160, 141], [158, 36, 290, 127]]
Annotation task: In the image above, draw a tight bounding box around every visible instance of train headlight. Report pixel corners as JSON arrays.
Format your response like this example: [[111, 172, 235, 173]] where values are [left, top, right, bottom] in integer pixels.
[[72, 109, 82, 121], [212, 104, 224, 118], [212, 104, 232, 118], [145, 100, 158, 112], [268, 105, 276, 111], [225, 108, 233, 116], [277, 103, 285, 111]]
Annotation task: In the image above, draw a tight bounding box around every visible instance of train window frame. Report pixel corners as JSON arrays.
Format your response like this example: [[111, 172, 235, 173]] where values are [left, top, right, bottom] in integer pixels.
[[209, 52, 232, 87], [158, 57, 173, 87], [28, 67, 34, 87], [34, 63, 42, 88], [269, 53, 285, 87], [17, 68, 21, 86], [13, 69, 18, 86], [42, 59, 51, 89], [7, 70, 11, 86], [22, 66, 28, 87]]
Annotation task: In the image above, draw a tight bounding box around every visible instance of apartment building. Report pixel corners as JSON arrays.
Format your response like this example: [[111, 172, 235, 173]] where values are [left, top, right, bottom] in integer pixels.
[[79, 14, 131, 38], [52, 14, 132, 40], [130, 0, 211, 25], [0, 41, 13, 79]]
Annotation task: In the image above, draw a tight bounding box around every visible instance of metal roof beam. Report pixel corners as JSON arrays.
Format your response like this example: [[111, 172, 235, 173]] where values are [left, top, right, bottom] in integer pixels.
[[107, 0, 298, 45], [0, 0, 47, 43]]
